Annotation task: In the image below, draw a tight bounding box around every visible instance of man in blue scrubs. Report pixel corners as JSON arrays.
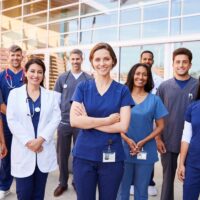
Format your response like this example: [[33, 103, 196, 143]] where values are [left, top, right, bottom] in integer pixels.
[[54, 49, 91, 197], [0, 45, 24, 199]]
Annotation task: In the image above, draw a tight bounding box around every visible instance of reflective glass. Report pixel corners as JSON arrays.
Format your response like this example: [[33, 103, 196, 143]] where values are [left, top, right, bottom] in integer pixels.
[[24, 1, 47, 15], [49, 5, 78, 21], [119, 46, 140, 83], [170, 18, 181, 36], [81, 12, 117, 30], [2, 7, 22, 18], [183, 0, 200, 15], [49, 20, 78, 33], [23, 25, 47, 40], [182, 16, 200, 35], [120, 8, 141, 24], [1, 30, 22, 42], [2, 0, 22, 9], [1, 16, 22, 32], [120, 24, 140, 40], [171, 0, 181, 17], [120, 0, 140, 8], [81, 3, 99, 15], [23, 13, 47, 25], [143, 2, 168, 20], [50, 0, 78, 9], [22, 38, 47, 50], [143, 20, 168, 38]]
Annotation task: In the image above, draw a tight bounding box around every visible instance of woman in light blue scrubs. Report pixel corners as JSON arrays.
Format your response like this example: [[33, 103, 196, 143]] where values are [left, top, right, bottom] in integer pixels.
[[178, 78, 200, 200], [70, 43, 134, 200], [118, 63, 168, 200]]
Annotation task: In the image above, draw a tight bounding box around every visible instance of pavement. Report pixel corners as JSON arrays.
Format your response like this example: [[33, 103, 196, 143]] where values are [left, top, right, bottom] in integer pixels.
[[4, 158, 184, 200]]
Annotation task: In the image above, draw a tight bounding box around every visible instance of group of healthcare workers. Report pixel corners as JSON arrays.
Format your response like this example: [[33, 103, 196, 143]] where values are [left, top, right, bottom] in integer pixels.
[[0, 43, 200, 200]]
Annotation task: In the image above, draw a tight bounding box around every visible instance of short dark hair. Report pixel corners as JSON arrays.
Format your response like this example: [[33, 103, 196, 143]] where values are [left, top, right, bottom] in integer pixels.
[[9, 45, 22, 53], [140, 50, 154, 60], [89, 42, 117, 68], [125, 63, 154, 93], [173, 48, 192, 63], [24, 58, 46, 87], [69, 49, 83, 58]]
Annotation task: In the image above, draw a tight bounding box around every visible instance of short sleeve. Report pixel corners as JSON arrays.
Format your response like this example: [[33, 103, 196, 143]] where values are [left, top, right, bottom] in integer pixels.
[[121, 86, 135, 108], [0, 89, 3, 104], [154, 96, 168, 120], [185, 104, 193, 123], [71, 81, 84, 103]]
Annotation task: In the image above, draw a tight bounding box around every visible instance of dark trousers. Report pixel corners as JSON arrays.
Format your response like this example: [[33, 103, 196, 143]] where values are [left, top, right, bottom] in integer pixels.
[[0, 134, 13, 191], [160, 152, 179, 200], [183, 165, 200, 200], [73, 157, 124, 200], [16, 165, 48, 200], [57, 124, 79, 187]]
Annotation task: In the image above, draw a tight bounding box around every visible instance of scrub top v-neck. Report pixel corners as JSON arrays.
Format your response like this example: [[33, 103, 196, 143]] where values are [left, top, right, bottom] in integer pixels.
[[71, 79, 134, 162]]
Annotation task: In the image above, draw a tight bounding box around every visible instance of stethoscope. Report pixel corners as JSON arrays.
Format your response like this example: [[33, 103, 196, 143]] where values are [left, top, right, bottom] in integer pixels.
[[5, 68, 24, 89]]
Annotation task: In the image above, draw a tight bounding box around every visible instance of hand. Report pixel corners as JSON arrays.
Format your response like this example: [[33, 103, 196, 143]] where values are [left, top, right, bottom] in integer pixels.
[[74, 103, 87, 116], [136, 140, 146, 152], [127, 138, 137, 156], [107, 113, 120, 124], [177, 164, 185, 182], [26, 137, 45, 153], [0, 143, 8, 159], [156, 138, 166, 154]]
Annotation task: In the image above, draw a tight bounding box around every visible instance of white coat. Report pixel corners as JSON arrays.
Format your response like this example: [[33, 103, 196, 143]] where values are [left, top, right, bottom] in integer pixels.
[[7, 85, 61, 178]]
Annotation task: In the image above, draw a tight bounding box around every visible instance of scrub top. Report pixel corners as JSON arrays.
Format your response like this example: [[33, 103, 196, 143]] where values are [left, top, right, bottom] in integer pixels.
[[0, 69, 24, 135], [124, 93, 168, 164], [27, 95, 41, 138], [0, 89, 3, 104], [71, 79, 134, 162], [185, 100, 200, 169]]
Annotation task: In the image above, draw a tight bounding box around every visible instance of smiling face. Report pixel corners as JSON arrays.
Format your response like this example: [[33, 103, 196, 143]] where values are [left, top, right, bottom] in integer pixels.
[[173, 54, 191, 78], [140, 52, 154, 68], [91, 48, 113, 77], [133, 66, 148, 88], [69, 53, 83, 73], [25, 63, 44, 87], [8, 50, 23, 70]]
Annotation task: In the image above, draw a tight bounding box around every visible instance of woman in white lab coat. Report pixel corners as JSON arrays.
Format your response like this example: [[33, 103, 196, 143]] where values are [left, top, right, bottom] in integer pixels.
[[7, 58, 61, 200]]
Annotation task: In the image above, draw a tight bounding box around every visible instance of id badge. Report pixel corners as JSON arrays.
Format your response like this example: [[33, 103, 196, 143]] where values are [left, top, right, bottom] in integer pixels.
[[103, 151, 116, 163], [137, 151, 147, 160]]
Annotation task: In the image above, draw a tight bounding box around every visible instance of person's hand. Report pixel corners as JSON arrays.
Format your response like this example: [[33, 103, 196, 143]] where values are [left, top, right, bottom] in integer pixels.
[[136, 140, 146, 152], [126, 138, 137, 156], [107, 113, 120, 124], [177, 164, 185, 182], [0, 143, 8, 159], [74, 103, 87, 116], [26, 137, 45, 153], [156, 138, 166, 154]]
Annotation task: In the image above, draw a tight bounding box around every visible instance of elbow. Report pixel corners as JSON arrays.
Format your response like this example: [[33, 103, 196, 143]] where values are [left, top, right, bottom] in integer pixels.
[[120, 126, 129, 134], [70, 119, 76, 127]]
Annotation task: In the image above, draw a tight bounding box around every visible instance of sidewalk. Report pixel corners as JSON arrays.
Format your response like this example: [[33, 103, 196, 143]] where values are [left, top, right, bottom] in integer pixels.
[[7, 159, 184, 200]]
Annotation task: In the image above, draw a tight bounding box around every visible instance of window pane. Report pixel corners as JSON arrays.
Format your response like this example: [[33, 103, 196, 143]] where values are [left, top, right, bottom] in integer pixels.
[[2, 7, 21, 18], [81, 3, 99, 15], [22, 38, 47, 50], [2, 0, 22, 9], [49, 5, 78, 21], [1, 17, 22, 32], [170, 18, 181, 36], [171, 0, 181, 17], [24, 1, 47, 15], [182, 16, 200, 35], [50, 0, 78, 9], [2, 31, 22, 43], [120, 8, 141, 24], [183, 0, 200, 15], [23, 25, 47, 40], [23, 13, 47, 25], [120, 24, 140, 40], [120, 0, 139, 7], [143, 20, 168, 38], [143, 3, 168, 20], [81, 12, 117, 30], [49, 20, 78, 33], [82, 0, 118, 10]]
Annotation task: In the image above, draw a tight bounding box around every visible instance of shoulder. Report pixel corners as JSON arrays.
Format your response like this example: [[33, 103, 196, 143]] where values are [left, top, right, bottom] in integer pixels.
[[57, 71, 70, 81], [190, 77, 198, 85], [158, 78, 173, 88], [82, 72, 93, 79], [0, 70, 5, 80], [9, 85, 25, 97]]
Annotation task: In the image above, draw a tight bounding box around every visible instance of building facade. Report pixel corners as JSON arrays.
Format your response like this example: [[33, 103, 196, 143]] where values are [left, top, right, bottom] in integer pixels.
[[0, 0, 200, 88]]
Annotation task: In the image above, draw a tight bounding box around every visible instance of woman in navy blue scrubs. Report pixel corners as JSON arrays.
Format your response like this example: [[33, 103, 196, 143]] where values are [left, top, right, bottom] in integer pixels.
[[70, 43, 134, 200], [7, 58, 61, 200], [178, 78, 200, 200]]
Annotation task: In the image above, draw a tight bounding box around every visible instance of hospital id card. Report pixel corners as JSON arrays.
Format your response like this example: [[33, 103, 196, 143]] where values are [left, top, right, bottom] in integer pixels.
[[137, 151, 147, 160], [103, 151, 116, 163]]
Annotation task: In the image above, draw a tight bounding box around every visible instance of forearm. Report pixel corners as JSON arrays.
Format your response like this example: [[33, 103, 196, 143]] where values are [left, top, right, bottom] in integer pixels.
[[179, 141, 189, 166], [0, 120, 5, 144], [0, 104, 6, 115], [143, 126, 163, 144]]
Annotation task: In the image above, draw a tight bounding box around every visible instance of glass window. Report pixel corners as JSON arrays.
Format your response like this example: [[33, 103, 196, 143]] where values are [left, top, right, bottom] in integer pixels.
[[50, 0, 78, 9], [120, 0, 139, 8], [49, 20, 78, 33], [2, 7, 22, 18], [183, 0, 200, 15], [2, 0, 22, 9], [171, 0, 182, 17], [81, 3, 99, 15], [23, 25, 47, 40], [119, 46, 140, 83], [143, 20, 168, 38], [81, 12, 117, 30], [143, 3, 169, 20], [120, 24, 140, 40], [1, 30, 22, 42], [23, 13, 47, 25], [79, 49, 92, 74], [182, 16, 200, 35], [24, 1, 47, 15], [170, 18, 181, 36], [1, 16, 22, 32], [120, 8, 141, 24], [22, 39, 47, 50], [49, 5, 78, 21]]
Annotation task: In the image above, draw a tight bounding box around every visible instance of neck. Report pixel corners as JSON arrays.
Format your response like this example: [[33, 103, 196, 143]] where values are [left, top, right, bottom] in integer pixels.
[[132, 87, 146, 95], [71, 68, 81, 74], [27, 83, 40, 94], [9, 66, 22, 73], [95, 74, 112, 86], [174, 74, 190, 81]]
